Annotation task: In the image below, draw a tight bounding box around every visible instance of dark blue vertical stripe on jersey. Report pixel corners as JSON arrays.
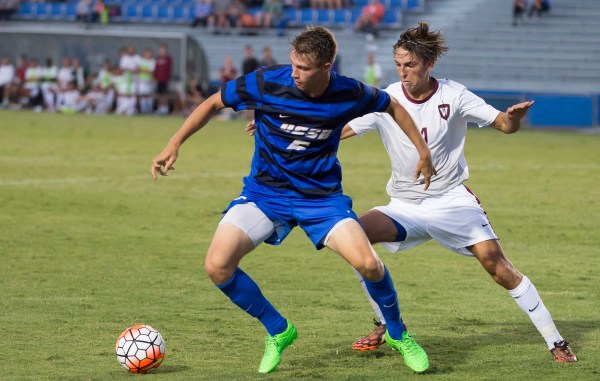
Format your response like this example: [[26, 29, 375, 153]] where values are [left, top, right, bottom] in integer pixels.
[[238, 72, 259, 110], [221, 80, 242, 108], [221, 65, 390, 198]]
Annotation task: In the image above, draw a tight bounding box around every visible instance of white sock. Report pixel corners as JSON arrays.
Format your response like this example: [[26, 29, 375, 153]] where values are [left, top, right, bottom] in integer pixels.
[[353, 268, 386, 325], [508, 275, 563, 349]]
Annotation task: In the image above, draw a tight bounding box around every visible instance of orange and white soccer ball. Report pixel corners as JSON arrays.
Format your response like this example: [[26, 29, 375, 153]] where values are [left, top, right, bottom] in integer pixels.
[[115, 324, 165, 373]]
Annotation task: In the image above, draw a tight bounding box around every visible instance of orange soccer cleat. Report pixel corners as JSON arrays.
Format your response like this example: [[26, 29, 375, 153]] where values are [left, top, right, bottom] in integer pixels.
[[351, 319, 387, 352]]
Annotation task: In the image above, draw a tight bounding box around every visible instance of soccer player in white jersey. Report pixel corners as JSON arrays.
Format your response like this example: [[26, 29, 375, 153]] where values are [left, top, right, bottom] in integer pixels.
[[345, 22, 577, 363]]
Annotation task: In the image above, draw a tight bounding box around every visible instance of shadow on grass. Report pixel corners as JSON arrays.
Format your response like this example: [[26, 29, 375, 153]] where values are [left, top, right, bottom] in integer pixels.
[[153, 364, 191, 374], [420, 319, 596, 375], [329, 319, 596, 376]]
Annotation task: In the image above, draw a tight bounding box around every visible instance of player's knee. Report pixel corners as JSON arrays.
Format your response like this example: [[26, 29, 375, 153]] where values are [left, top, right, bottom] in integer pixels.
[[355, 255, 384, 281], [204, 250, 232, 284]]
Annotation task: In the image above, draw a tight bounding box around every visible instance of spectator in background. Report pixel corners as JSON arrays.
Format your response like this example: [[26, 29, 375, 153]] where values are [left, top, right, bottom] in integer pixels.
[[92, 59, 114, 113], [71, 57, 88, 92], [15, 54, 28, 105], [0, 0, 20, 22], [242, 45, 260, 75], [310, 0, 344, 9], [0, 56, 15, 108], [512, 0, 526, 26], [154, 44, 172, 115], [138, 48, 156, 114], [57, 81, 87, 113], [85, 82, 110, 114], [113, 67, 136, 115], [363, 52, 381, 87], [23, 57, 43, 110], [260, 46, 277, 67], [354, 0, 385, 38], [226, 0, 247, 29], [211, 0, 232, 33], [219, 55, 238, 85], [56, 57, 75, 109], [40, 57, 58, 112], [57, 57, 74, 91], [529, 0, 550, 19], [192, 0, 213, 27], [76, 0, 92, 24], [92, 0, 106, 24], [95, 59, 113, 90], [119, 46, 139, 109], [15, 54, 28, 84], [256, 0, 283, 28]]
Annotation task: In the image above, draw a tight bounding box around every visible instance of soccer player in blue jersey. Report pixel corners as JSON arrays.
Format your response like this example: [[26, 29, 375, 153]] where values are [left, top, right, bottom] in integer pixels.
[[151, 26, 434, 374]]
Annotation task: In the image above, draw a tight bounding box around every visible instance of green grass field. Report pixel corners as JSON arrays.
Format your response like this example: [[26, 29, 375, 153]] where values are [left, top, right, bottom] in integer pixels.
[[1, 110, 599, 380]]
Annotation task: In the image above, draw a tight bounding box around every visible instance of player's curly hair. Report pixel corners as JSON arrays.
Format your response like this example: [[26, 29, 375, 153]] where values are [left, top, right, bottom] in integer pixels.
[[291, 26, 338, 68], [393, 22, 448, 65]]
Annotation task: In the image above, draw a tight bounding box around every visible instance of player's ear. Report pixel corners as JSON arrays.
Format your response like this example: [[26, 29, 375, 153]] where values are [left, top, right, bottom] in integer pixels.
[[323, 62, 332, 72]]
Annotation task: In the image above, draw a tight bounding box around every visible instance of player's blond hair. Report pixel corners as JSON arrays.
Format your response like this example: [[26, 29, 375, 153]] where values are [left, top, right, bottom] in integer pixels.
[[290, 26, 338, 68], [394, 22, 448, 65]]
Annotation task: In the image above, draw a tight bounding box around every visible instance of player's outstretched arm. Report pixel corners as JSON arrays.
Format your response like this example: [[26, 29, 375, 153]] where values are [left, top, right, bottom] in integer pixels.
[[492, 100, 535, 134], [385, 97, 435, 190], [341, 124, 357, 140], [151, 92, 226, 180]]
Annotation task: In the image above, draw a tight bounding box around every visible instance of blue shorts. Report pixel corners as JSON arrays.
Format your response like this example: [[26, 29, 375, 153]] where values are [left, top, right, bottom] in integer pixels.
[[223, 178, 358, 249]]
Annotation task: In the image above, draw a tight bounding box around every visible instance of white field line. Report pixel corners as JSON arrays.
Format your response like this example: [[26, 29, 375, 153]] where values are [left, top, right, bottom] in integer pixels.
[[0, 172, 245, 186], [1, 163, 598, 187]]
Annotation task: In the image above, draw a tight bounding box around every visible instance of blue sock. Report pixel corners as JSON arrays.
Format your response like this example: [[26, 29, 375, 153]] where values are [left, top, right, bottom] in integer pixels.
[[216, 268, 288, 336], [363, 267, 405, 339]]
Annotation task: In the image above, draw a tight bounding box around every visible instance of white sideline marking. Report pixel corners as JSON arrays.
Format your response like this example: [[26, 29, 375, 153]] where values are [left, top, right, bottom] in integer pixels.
[[0, 173, 244, 186]]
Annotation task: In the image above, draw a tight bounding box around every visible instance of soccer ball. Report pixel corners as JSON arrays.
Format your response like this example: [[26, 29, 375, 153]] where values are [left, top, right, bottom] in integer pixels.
[[115, 324, 166, 373]]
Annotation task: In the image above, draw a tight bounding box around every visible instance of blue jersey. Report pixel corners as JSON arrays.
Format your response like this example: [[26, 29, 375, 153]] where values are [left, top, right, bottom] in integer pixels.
[[221, 65, 390, 198]]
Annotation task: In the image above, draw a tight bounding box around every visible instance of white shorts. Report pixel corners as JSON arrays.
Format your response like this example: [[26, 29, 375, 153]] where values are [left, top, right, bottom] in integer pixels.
[[374, 184, 497, 256]]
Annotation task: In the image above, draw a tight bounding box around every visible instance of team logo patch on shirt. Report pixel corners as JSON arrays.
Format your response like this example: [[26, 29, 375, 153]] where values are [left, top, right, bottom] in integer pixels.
[[438, 104, 450, 120]]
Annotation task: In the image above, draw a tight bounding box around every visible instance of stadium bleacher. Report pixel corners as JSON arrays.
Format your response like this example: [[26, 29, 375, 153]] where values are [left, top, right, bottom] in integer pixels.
[[5, 0, 599, 126], [15, 0, 417, 28]]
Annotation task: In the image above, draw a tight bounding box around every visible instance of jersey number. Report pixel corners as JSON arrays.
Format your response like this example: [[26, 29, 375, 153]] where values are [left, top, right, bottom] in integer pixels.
[[421, 127, 428, 144], [287, 140, 311, 151]]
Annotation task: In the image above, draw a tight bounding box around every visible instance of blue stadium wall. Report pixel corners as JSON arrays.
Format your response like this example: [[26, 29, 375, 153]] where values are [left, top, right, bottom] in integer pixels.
[[475, 91, 599, 129]]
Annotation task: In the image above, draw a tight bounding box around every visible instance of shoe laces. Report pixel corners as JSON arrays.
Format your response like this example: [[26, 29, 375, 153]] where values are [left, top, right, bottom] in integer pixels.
[[264, 335, 281, 356], [553, 340, 570, 349], [372, 318, 383, 327], [400, 333, 421, 355]]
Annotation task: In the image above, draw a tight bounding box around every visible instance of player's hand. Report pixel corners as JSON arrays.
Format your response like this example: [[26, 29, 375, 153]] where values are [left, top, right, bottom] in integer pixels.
[[507, 100, 534, 122], [151, 144, 178, 180], [245, 120, 256, 136], [414, 155, 436, 190]]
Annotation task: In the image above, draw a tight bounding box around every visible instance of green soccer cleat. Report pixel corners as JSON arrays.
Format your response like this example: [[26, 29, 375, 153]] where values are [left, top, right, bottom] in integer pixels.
[[258, 320, 298, 373], [385, 330, 429, 373]]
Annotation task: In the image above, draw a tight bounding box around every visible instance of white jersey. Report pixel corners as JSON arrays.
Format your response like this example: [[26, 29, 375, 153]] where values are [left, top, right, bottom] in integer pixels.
[[348, 78, 500, 203], [0, 63, 15, 86], [57, 67, 74, 89]]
